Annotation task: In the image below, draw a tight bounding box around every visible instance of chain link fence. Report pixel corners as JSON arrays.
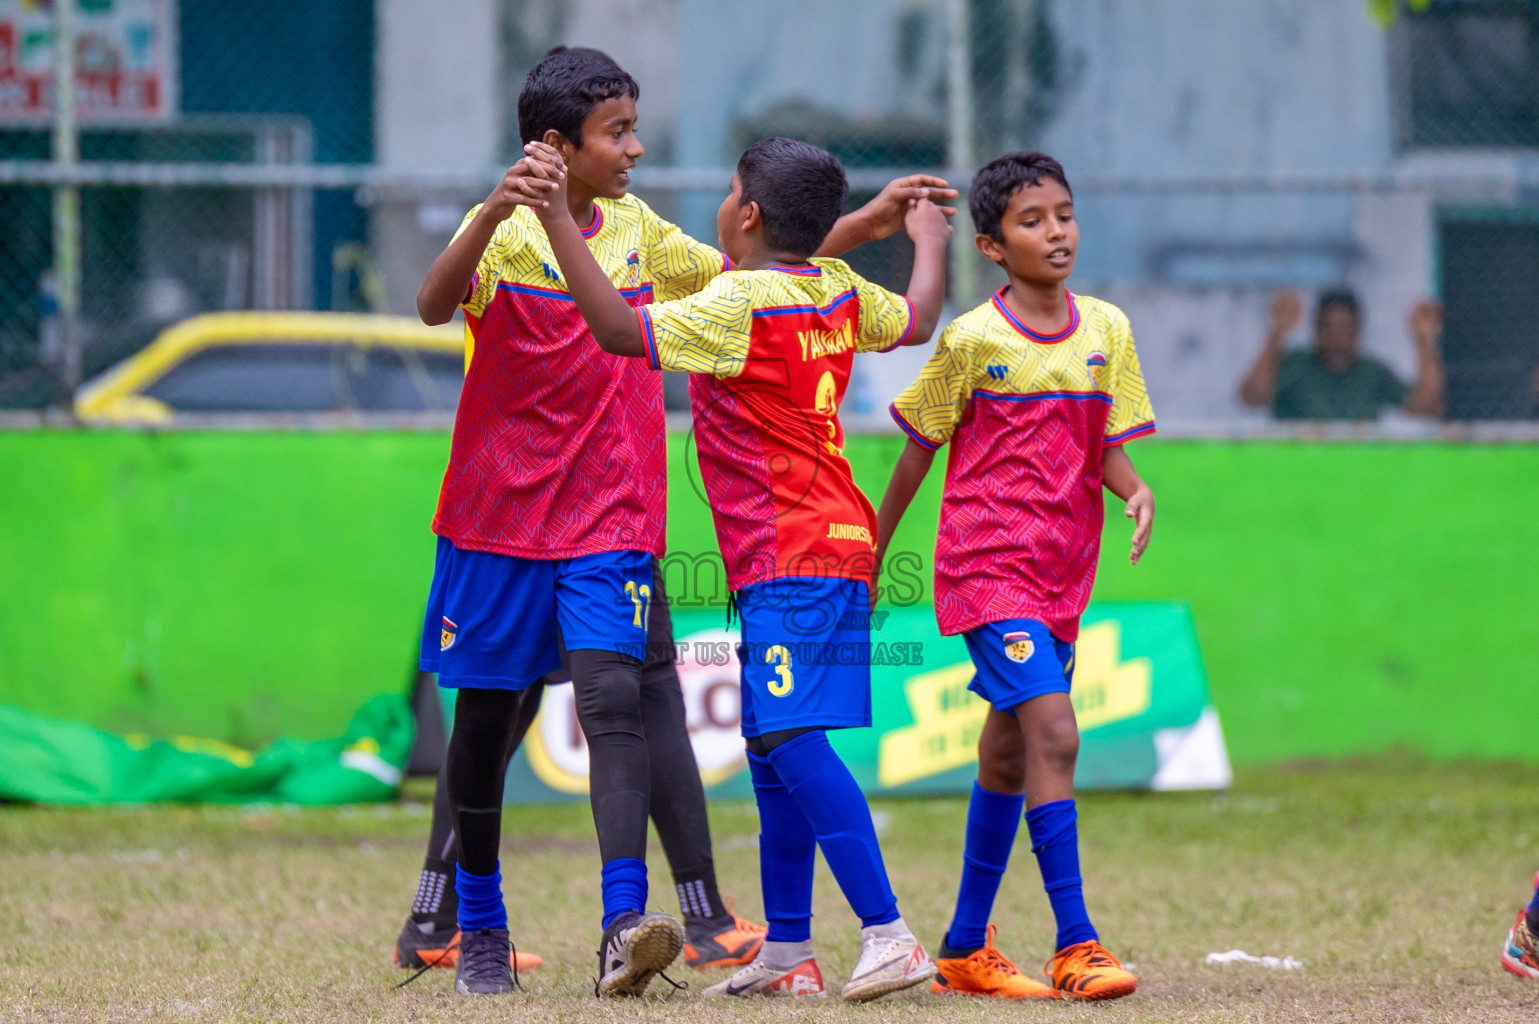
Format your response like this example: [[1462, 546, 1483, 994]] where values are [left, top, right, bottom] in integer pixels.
[[1, 0, 1536, 423]]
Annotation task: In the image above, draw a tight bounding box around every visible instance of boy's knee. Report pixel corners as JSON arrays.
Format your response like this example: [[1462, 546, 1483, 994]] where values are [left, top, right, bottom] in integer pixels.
[[1030, 709, 1080, 768], [570, 650, 645, 734]]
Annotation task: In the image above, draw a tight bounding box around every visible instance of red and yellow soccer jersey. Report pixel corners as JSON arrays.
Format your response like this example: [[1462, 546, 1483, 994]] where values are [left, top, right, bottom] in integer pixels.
[[434, 195, 728, 560], [889, 288, 1155, 641], [636, 260, 915, 591]]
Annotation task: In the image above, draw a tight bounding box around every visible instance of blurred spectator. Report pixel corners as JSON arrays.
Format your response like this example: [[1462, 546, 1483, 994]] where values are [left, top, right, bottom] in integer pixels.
[[1238, 289, 1446, 420]]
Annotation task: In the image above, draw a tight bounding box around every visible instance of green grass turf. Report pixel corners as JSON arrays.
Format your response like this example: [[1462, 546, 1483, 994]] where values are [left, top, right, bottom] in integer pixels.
[[3, 759, 1538, 1022]]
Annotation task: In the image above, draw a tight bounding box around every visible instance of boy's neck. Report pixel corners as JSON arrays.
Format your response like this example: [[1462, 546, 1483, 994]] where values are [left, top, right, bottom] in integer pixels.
[[566, 187, 600, 232], [731, 243, 813, 273], [1000, 276, 1072, 331]]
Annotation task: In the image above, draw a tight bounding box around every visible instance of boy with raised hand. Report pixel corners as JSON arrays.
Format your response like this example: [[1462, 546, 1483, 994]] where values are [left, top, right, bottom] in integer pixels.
[[413, 45, 956, 998], [876, 151, 1155, 1002], [523, 135, 951, 1002]]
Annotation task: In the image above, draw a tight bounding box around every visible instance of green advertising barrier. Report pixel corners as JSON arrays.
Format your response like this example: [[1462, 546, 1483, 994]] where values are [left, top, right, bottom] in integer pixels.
[[494, 603, 1229, 803], [2, 430, 1535, 765]]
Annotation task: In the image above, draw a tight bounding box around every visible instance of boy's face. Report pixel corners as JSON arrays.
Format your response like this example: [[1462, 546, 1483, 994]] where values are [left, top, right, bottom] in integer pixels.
[[714, 174, 752, 264], [552, 95, 644, 201], [977, 179, 1077, 286]]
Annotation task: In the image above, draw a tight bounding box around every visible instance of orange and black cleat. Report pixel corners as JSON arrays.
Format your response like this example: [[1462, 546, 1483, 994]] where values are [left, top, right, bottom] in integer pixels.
[[1045, 939, 1137, 1000], [683, 915, 769, 969], [932, 925, 1060, 1000], [393, 919, 544, 972]]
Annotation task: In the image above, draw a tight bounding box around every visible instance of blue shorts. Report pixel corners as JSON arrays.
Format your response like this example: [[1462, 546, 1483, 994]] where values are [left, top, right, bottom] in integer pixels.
[[963, 618, 1076, 712], [419, 537, 652, 689], [736, 577, 872, 738]]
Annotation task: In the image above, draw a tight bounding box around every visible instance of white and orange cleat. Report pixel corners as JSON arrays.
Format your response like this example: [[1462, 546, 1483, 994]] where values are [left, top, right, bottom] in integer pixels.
[[840, 920, 937, 1002], [1502, 871, 1539, 980], [703, 952, 827, 998]]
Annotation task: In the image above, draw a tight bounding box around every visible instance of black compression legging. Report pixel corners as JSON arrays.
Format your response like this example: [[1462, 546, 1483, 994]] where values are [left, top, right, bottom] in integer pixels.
[[445, 683, 546, 877]]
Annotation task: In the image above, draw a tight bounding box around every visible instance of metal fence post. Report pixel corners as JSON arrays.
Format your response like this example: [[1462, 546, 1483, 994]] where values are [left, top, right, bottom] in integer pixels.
[[946, 0, 978, 310], [52, 0, 82, 403]]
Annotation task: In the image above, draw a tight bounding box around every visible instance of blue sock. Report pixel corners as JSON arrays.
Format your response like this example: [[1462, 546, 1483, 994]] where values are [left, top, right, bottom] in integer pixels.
[[747, 752, 816, 942], [455, 862, 506, 933], [945, 782, 1025, 952], [600, 857, 648, 929], [1026, 799, 1098, 951], [1528, 881, 1539, 917], [767, 730, 899, 927]]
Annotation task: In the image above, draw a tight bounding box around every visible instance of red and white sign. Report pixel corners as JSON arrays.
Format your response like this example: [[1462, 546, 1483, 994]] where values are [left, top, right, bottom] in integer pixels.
[[0, 0, 176, 124]]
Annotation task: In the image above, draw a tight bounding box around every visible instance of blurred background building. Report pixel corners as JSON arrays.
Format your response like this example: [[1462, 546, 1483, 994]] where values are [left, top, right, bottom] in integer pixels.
[[2, 0, 1536, 423]]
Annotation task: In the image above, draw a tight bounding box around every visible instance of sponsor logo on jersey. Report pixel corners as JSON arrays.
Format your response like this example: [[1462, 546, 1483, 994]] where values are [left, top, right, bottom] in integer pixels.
[[1003, 629, 1034, 663], [625, 248, 640, 286], [826, 521, 876, 547], [1087, 350, 1107, 386], [440, 616, 458, 651], [987, 363, 1009, 380], [798, 320, 855, 360]]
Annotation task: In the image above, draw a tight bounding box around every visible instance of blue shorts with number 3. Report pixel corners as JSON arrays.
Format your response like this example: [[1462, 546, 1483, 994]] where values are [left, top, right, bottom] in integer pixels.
[[419, 538, 653, 689], [736, 576, 872, 738], [964, 617, 1076, 712]]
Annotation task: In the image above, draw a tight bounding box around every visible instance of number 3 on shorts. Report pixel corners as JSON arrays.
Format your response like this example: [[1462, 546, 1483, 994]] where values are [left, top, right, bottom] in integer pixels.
[[624, 579, 651, 628], [765, 644, 794, 697]]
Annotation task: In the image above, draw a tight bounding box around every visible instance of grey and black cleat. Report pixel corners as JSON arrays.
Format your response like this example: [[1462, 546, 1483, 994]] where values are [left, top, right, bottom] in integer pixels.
[[453, 927, 516, 995], [596, 911, 686, 997]]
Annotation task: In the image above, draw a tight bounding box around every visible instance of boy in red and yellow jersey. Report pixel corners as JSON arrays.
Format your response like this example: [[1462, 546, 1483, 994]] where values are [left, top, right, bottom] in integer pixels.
[[877, 151, 1154, 1002], [525, 135, 952, 1002]]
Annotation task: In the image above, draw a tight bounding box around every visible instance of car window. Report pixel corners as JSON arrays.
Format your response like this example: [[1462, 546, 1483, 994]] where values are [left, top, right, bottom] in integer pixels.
[[338, 347, 464, 412], [141, 343, 462, 413]]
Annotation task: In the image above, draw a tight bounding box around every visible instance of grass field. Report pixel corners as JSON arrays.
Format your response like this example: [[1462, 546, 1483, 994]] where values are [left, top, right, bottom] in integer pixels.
[[3, 759, 1538, 1023]]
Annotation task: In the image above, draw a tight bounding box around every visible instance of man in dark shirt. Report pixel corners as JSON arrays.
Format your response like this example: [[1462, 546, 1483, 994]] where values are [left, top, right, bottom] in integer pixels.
[[1239, 288, 1445, 420]]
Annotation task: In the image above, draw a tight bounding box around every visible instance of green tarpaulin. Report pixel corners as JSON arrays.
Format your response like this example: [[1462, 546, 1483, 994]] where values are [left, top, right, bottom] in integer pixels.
[[0, 694, 413, 805]]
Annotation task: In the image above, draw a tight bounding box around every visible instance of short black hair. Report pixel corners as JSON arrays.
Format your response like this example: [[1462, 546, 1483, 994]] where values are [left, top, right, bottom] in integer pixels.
[[1316, 287, 1361, 324], [735, 137, 848, 259], [968, 150, 1073, 242], [517, 46, 639, 147]]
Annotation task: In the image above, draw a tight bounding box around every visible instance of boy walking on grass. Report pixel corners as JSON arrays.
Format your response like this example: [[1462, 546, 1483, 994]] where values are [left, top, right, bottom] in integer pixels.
[[524, 134, 953, 1002], [877, 150, 1155, 1002]]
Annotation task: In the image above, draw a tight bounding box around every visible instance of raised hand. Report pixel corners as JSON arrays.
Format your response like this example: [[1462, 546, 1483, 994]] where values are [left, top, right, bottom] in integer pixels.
[[518, 141, 569, 223], [483, 157, 562, 221], [1406, 297, 1444, 352], [862, 175, 958, 242], [905, 196, 953, 246], [1267, 289, 1304, 341]]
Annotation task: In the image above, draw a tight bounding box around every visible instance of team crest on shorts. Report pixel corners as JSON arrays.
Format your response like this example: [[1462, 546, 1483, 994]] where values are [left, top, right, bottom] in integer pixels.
[[1087, 350, 1107, 386], [440, 617, 458, 651], [625, 249, 640, 286], [1003, 630, 1035, 663]]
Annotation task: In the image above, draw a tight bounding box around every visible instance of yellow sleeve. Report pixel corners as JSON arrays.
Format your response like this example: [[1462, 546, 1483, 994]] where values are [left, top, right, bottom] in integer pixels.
[[640, 203, 730, 302], [457, 205, 528, 318], [851, 271, 917, 353], [635, 275, 753, 376], [887, 321, 976, 449], [1102, 309, 1157, 446]]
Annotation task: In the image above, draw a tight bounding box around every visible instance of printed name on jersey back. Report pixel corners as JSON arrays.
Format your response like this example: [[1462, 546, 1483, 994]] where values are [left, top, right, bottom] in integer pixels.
[[798, 320, 856, 361]]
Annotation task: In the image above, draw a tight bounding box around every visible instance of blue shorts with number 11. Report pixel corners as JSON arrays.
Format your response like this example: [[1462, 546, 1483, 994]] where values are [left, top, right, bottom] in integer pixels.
[[419, 538, 652, 689]]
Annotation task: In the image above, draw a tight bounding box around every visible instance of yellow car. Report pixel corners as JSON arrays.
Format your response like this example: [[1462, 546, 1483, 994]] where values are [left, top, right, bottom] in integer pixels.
[[75, 312, 466, 425]]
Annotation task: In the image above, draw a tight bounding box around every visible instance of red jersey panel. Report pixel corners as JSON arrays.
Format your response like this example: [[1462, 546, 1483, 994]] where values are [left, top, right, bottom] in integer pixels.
[[889, 290, 1155, 641], [637, 260, 914, 590], [434, 196, 727, 560]]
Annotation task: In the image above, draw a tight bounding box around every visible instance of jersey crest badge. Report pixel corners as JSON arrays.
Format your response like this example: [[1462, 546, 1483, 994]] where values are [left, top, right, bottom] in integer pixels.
[[1087, 350, 1107, 387], [1003, 630, 1035, 663], [440, 616, 458, 652], [625, 248, 640, 286]]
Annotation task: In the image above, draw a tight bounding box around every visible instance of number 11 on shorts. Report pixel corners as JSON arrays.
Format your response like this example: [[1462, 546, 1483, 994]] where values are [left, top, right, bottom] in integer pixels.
[[624, 579, 651, 628]]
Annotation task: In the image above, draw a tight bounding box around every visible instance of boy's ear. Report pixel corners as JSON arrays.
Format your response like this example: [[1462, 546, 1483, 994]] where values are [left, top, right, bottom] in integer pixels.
[[541, 128, 575, 161], [975, 233, 1005, 265], [740, 200, 763, 235]]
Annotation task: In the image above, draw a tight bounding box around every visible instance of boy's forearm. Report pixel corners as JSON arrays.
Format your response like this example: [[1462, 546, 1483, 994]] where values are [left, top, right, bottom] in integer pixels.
[[875, 440, 935, 565], [1101, 445, 1145, 501], [815, 211, 873, 258], [417, 211, 499, 325], [1237, 336, 1283, 407], [903, 237, 948, 345], [540, 213, 647, 358], [1403, 345, 1446, 417]]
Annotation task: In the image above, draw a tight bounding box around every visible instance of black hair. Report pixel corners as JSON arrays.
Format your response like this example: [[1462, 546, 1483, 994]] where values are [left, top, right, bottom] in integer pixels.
[[968, 150, 1073, 242], [517, 46, 639, 147], [1315, 287, 1361, 324], [736, 137, 848, 259]]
